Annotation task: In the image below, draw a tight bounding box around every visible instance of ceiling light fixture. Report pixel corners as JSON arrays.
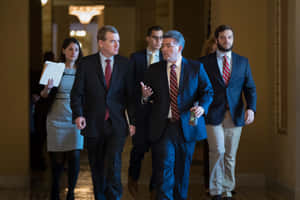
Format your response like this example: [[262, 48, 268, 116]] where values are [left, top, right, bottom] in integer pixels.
[[41, 0, 48, 7], [69, 5, 104, 24]]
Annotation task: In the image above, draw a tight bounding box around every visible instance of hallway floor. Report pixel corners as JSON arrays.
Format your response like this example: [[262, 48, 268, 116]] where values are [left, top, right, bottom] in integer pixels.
[[0, 139, 286, 200]]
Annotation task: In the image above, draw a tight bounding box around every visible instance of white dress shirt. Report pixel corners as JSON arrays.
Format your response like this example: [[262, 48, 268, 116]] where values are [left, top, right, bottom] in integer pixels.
[[216, 49, 232, 80], [99, 52, 114, 75], [147, 49, 160, 66]]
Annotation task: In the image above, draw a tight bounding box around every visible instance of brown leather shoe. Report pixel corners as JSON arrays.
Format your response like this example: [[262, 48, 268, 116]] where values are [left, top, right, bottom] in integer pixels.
[[128, 176, 138, 199]]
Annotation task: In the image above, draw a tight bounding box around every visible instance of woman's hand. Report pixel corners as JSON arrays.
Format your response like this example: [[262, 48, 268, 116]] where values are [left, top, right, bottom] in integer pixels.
[[40, 78, 54, 98], [46, 78, 54, 90]]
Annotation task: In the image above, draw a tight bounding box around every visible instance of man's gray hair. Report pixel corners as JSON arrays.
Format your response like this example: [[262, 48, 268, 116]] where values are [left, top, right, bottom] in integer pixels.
[[163, 30, 185, 50]]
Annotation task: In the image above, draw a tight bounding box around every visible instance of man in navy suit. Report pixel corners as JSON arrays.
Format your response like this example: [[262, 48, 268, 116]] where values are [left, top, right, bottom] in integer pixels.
[[199, 25, 257, 200], [128, 26, 163, 199], [71, 25, 136, 200], [141, 30, 213, 200]]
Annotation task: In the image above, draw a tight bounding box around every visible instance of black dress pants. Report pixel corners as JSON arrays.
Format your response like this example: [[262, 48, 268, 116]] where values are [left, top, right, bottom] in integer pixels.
[[87, 119, 126, 200]]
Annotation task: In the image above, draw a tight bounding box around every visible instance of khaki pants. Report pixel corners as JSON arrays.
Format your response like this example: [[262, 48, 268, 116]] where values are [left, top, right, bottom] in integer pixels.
[[206, 111, 242, 197]]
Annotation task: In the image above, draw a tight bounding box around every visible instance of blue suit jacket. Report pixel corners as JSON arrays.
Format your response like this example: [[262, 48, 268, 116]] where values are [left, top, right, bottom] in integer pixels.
[[144, 57, 214, 142], [199, 52, 257, 126]]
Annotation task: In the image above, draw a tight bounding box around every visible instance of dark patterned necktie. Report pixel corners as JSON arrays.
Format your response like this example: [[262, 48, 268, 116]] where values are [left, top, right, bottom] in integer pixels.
[[169, 64, 180, 120], [105, 59, 111, 120]]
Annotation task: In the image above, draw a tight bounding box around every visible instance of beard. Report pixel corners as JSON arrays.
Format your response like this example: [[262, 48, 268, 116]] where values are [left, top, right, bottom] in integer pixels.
[[217, 42, 233, 52]]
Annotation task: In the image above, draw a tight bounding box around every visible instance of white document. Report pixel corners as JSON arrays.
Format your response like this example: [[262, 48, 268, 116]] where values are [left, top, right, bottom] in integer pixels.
[[39, 61, 65, 87]]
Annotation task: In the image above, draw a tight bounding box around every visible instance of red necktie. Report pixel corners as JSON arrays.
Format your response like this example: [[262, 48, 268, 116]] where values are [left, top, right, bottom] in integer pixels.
[[222, 55, 231, 85], [169, 64, 180, 120], [105, 59, 112, 120], [105, 59, 112, 88]]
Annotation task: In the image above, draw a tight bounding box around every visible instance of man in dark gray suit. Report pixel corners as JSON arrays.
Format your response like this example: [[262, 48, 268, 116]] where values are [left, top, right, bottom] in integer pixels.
[[127, 26, 163, 199], [71, 25, 136, 200], [199, 25, 257, 200]]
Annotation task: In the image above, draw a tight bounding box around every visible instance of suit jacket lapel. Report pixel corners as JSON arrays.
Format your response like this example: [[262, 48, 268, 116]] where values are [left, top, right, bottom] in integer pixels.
[[161, 61, 170, 102], [212, 53, 226, 87], [143, 49, 148, 70], [178, 57, 186, 95], [227, 52, 237, 86], [109, 55, 119, 91], [95, 53, 106, 88]]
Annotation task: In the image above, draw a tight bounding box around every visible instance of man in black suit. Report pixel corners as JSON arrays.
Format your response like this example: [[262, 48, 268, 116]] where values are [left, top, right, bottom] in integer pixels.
[[200, 25, 256, 200], [71, 25, 136, 200], [141, 30, 214, 200], [128, 25, 163, 198]]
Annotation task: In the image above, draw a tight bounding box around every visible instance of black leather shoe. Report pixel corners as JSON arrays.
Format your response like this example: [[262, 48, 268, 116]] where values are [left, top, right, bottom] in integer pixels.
[[211, 195, 222, 200]]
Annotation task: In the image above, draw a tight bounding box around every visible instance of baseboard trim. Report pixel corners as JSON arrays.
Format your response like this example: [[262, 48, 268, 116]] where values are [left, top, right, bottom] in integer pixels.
[[295, 187, 300, 200], [266, 177, 295, 200], [236, 173, 266, 187], [0, 176, 30, 189]]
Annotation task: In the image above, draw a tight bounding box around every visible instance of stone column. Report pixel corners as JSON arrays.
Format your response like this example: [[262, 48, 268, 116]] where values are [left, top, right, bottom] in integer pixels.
[[42, 0, 53, 53], [0, 0, 30, 188]]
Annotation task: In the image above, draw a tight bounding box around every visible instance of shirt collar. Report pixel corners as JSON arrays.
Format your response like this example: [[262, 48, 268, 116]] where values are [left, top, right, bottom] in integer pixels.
[[167, 55, 182, 69], [99, 52, 114, 63], [216, 49, 232, 60], [147, 48, 159, 57]]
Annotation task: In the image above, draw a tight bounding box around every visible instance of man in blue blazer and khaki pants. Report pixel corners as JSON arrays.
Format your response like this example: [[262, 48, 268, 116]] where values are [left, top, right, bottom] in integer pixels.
[[141, 30, 214, 200], [200, 25, 257, 200]]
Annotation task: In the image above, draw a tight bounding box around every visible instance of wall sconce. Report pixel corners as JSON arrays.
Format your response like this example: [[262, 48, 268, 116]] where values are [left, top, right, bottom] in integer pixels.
[[69, 5, 104, 24], [70, 30, 87, 37], [41, 0, 48, 7]]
